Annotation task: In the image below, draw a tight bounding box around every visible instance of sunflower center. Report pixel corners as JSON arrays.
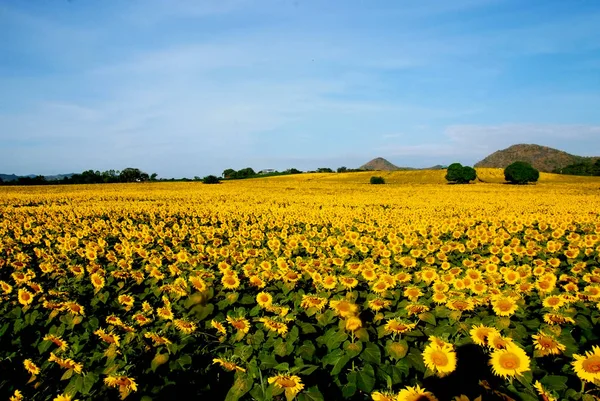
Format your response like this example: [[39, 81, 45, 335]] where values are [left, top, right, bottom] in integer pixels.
[[277, 378, 298, 388], [582, 356, 600, 373], [499, 353, 520, 369], [497, 300, 513, 311], [432, 350, 448, 366]]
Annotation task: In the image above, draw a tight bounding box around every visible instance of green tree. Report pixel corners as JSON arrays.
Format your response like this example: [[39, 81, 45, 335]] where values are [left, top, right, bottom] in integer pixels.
[[202, 175, 221, 184], [222, 169, 236, 179], [370, 176, 385, 184], [119, 168, 149, 183], [504, 161, 539, 184], [337, 166, 348, 173], [445, 163, 477, 184]]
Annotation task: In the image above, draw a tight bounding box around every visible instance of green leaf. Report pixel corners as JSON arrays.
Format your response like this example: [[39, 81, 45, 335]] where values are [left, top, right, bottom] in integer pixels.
[[540, 375, 568, 391], [151, 352, 169, 372], [274, 362, 290, 371], [419, 312, 436, 326], [356, 364, 375, 393], [61, 368, 74, 381], [259, 352, 278, 369], [81, 372, 97, 395], [342, 371, 358, 398], [298, 341, 316, 360], [406, 348, 425, 373], [322, 349, 344, 366], [330, 354, 351, 376], [225, 372, 253, 401], [385, 340, 408, 360], [297, 386, 324, 401], [298, 364, 319, 375], [360, 343, 381, 364], [297, 322, 317, 334], [343, 340, 363, 358], [326, 329, 348, 351]]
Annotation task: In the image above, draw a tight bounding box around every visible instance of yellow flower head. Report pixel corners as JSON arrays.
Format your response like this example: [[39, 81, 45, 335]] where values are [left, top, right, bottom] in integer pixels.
[[490, 344, 531, 378], [572, 345, 600, 383], [268, 374, 304, 398]]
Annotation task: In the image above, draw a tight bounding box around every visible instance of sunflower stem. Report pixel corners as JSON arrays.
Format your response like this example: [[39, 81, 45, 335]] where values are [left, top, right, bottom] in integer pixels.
[[580, 380, 585, 394]]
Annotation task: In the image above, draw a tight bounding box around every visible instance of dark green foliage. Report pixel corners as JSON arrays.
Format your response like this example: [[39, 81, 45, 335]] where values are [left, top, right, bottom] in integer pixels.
[[337, 166, 348, 173], [445, 163, 477, 184], [317, 167, 334, 173], [504, 161, 540, 184], [286, 168, 302, 174], [370, 176, 385, 184], [553, 160, 600, 176], [202, 175, 221, 184]]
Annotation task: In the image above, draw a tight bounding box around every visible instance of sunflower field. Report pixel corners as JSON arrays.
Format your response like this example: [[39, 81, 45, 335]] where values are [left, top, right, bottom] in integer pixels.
[[2, 170, 600, 401]]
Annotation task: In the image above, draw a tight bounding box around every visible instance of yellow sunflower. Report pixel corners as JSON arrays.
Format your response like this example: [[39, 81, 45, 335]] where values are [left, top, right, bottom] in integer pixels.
[[174, 319, 197, 335], [226, 315, 251, 334], [423, 342, 457, 377], [53, 394, 78, 401], [211, 320, 227, 335], [491, 296, 518, 317], [18, 288, 34, 306], [213, 357, 246, 372], [532, 332, 566, 356], [384, 319, 416, 336], [256, 292, 273, 308], [489, 344, 530, 378], [221, 274, 240, 290], [572, 345, 600, 383], [329, 299, 358, 318], [268, 374, 305, 398], [23, 359, 40, 375], [470, 324, 500, 347], [397, 384, 438, 401], [345, 316, 362, 332], [371, 391, 396, 401], [533, 381, 556, 401]]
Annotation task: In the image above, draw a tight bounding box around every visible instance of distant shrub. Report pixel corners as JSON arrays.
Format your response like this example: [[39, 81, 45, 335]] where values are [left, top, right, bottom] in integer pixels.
[[202, 175, 221, 184], [504, 161, 539, 184], [445, 163, 477, 184], [370, 176, 385, 185]]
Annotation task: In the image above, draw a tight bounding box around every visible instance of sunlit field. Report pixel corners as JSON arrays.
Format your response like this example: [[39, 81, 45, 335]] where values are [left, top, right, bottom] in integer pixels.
[[2, 169, 600, 401]]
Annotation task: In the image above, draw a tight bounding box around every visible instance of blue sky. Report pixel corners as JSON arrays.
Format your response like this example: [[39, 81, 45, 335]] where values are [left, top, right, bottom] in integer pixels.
[[1, 0, 599, 177]]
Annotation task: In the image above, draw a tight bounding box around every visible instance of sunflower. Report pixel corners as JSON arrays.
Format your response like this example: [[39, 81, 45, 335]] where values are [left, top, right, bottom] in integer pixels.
[[397, 384, 438, 401], [10, 390, 24, 401], [446, 298, 475, 312], [329, 299, 358, 318], [384, 319, 416, 335], [489, 344, 530, 378], [423, 342, 457, 377], [221, 274, 240, 290], [491, 296, 518, 317], [542, 295, 565, 310], [104, 375, 138, 399], [268, 374, 305, 398], [368, 298, 391, 312], [371, 280, 389, 294], [17, 288, 34, 306], [321, 275, 338, 289], [156, 306, 174, 320], [371, 391, 396, 401], [256, 292, 273, 308], [572, 345, 600, 383], [94, 329, 121, 346], [23, 359, 40, 375], [488, 333, 514, 350], [174, 319, 197, 335], [258, 317, 288, 336], [226, 316, 251, 334], [213, 357, 246, 372], [189, 276, 208, 292], [470, 324, 499, 347], [339, 276, 359, 289], [43, 334, 69, 351], [118, 294, 135, 310], [403, 286, 423, 301], [0, 280, 13, 294], [533, 381, 557, 401], [211, 320, 227, 335], [532, 332, 566, 356], [345, 316, 362, 332], [53, 394, 78, 401], [543, 312, 575, 325], [90, 273, 105, 292], [144, 332, 172, 346]]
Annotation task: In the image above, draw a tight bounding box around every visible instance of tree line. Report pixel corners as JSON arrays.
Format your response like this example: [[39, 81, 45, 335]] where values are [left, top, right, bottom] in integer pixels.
[[0, 168, 157, 186], [552, 160, 600, 176]]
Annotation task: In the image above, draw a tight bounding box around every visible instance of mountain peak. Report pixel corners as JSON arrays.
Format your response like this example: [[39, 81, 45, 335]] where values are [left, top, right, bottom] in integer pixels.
[[359, 157, 400, 171], [475, 144, 598, 172]]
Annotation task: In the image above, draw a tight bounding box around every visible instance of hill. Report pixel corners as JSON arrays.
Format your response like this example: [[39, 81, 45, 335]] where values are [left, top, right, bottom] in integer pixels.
[[475, 144, 599, 172], [0, 173, 74, 182], [359, 157, 404, 171]]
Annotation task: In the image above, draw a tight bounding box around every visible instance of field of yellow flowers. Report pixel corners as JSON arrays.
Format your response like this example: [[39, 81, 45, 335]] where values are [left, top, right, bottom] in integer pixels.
[[2, 169, 600, 401]]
